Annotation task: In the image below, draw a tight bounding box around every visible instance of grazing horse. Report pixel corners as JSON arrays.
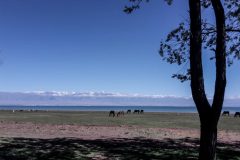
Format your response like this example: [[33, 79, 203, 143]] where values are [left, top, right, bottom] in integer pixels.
[[109, 110, 115, 117], [126, 110, 131, 114], [117, 111, 124, 117], [222, 111, 230, 116], [140, 110, 144, 114], [133, 110, 140, 114], [234, 112, 240, 117]]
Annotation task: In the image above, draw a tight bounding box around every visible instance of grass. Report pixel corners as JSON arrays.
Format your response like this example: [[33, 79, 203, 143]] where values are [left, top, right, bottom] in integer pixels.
[[0, 110, 239, 131], [0, 137, 239, 160], [0, 110, 240, 159]]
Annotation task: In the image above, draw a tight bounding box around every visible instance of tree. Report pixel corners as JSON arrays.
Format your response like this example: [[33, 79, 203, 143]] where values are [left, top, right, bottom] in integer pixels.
[[189, 1, 225, 159], [125, 0, 240, 159]]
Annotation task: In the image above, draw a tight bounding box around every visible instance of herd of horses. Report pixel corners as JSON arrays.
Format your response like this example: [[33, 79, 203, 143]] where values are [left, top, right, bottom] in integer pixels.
[[222, 111, 240, 117], [109, 109, 144, 117], [109, 110, 240, 117]]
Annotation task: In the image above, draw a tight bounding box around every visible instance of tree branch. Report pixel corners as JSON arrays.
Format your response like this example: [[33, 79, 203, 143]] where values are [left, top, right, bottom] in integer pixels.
[[211, 0, 226, 125], [189, 0, 211, 119]]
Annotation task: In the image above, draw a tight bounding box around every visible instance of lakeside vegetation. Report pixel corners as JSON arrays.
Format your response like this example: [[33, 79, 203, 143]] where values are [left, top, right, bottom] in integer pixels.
[[0, 110, 239, 131]]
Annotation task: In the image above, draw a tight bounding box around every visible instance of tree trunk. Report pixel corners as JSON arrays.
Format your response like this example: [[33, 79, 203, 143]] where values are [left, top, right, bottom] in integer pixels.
[[189, 0, 226, 159], [199, 122, 218, 160]]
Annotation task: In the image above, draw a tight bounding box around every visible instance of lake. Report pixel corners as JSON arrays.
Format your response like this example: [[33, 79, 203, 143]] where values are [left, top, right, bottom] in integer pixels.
[[0, 106, 240, 113]]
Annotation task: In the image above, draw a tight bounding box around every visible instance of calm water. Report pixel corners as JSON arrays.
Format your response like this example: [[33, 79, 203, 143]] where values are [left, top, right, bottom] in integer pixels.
[[0, 106, 240, 113]]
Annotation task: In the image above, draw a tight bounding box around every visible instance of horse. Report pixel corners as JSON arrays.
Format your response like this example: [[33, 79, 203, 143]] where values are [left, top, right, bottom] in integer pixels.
[[117, 111, 124, 117], [222, 111, 230, 116], [140, 110, 144, 114], [133, 110, 140, 114], [126, 110, 131, 114], [109, 110, 115, 117], [234, 112, 240, 117]]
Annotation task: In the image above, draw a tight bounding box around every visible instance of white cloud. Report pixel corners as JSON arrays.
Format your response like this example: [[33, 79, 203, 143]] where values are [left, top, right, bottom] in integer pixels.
[[0, 91, 239, 106]]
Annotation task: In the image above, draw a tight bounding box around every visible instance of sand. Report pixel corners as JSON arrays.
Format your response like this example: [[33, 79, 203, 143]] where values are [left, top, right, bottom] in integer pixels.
[[0, 121, 239, 143]]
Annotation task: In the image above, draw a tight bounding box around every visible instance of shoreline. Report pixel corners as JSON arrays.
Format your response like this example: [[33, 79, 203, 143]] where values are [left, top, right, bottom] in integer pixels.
[[0, 107, 199, 113], [0, 109, 200, 113], [0, 106, 240, 113]]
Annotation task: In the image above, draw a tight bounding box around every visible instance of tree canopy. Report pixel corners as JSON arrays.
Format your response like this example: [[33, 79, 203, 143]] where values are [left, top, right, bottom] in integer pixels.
[[125, 0, 240, 82]]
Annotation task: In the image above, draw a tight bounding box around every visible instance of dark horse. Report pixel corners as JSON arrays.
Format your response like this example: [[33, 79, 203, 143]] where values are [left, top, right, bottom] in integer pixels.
[[234, 112, 240, 117], [133, 110, 140, 114], [109, 110, 115, 117], [140, 110, 144, 114], [126, 110, 131, 114], [222, 111, 230, 116]]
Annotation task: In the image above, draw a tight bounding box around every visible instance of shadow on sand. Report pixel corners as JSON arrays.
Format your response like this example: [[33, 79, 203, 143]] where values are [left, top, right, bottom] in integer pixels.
[[0, 137, 239, 160]]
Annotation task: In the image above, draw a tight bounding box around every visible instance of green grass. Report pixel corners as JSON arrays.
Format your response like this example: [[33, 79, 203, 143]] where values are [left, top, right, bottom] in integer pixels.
[[0, 110, 239, 131], [0, 110, 240, 160]]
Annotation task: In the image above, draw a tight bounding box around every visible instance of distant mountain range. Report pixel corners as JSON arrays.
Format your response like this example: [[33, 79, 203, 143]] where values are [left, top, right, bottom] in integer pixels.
[[0, 91, 239, 106]]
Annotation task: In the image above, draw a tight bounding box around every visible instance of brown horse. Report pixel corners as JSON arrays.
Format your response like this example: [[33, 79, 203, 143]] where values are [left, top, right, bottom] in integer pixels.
[[117, 111, 124, 117]]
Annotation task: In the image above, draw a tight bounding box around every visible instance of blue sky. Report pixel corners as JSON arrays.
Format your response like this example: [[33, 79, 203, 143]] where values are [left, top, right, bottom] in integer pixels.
[[0, 0, 239, 98]]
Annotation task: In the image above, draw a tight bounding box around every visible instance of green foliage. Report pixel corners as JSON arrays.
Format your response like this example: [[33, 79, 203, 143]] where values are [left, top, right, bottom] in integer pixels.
[[125, 0, 240, 82], [124, 0, 172, 14], [124, 0, 149, 14], [159, 23, 189, 66], [160, 0, 240, 82]]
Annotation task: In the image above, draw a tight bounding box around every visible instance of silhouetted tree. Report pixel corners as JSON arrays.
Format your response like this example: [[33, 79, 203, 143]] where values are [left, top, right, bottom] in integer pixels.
[[125, 0, 240, 160]]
